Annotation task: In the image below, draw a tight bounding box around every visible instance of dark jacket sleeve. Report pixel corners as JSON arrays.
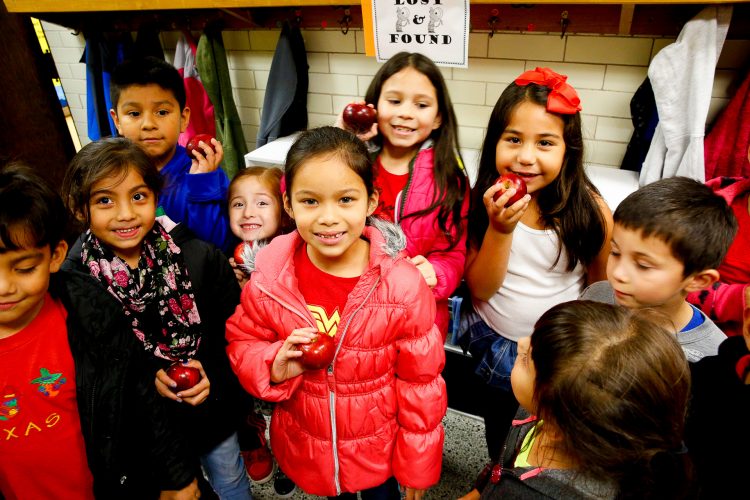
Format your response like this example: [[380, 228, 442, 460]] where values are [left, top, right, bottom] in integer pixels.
[[55, 271, 197, 495], [181, 235, 242, 400]]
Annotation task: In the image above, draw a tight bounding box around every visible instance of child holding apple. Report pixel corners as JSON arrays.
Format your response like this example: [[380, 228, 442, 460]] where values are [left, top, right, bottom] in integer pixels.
[[460, 68, 613, 496], [338, 51, 470, 339], [0, 162, 198, 499], [61, 137, 251, 499], [227, 166, 293, 288], [226, 165, 297, 493], [109, 56, 233, 252], [226, 126, 447, 500]]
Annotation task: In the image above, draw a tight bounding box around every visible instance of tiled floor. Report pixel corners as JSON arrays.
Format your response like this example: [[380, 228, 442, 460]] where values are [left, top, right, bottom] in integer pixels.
[[251, 408, 488, 499]]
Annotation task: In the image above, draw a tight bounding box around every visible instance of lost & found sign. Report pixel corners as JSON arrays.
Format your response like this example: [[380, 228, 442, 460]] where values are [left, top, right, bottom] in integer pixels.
[[370, 0, 469, 68]]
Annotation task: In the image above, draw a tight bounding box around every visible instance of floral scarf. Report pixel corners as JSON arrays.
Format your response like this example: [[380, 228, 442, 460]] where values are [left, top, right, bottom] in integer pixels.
[[81, 222, 202, 361]]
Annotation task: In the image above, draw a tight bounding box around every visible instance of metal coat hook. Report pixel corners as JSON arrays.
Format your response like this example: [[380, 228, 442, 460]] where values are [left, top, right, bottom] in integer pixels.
[[560, 10, 569, 39], [488, 8, 499, 38], [339, 8, 352, 35], [294, 9, 303, 27]]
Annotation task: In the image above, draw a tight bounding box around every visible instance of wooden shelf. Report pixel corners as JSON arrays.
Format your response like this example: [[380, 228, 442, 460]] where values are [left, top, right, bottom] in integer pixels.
[[5, 1, 748, 38], [4, 0, 745, 14]]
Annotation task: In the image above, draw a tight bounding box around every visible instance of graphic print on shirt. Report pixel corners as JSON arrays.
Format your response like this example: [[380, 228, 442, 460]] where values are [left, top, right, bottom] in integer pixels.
[[374, 186, 397, 223], [30, 368, 67, 398], [307, 304, 341, 336], [1, 386, 19, 421]]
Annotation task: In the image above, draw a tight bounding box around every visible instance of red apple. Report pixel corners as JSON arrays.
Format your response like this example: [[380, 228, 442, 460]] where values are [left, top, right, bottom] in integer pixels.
[[342, 103, 377, 134], [186, 134, 216, 157], [166, 363, 201, 392], [492, 173, 527, 207], [234, 242, 249, 265], [298, 333, 336, 370]]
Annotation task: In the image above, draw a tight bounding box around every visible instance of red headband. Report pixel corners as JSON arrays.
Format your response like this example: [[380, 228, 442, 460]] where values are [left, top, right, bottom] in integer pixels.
[[514, 67, 582, 115]]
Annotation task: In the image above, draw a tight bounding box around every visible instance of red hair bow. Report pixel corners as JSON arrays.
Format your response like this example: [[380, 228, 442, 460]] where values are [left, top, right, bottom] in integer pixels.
[[514, 67, 582, 115]]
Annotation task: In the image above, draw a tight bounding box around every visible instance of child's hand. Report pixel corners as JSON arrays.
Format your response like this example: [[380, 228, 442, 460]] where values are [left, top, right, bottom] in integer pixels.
[[189, 137, 224, 174], [159, 478, 200, 499], [404, 486, 427, 500], [410, 255, 437, 288], [155, 360, 211, 406], [271, 327, 317, 383], [229, 257, 250, 288], [484, 183, 530, 234], [335, 100, 378, 142]]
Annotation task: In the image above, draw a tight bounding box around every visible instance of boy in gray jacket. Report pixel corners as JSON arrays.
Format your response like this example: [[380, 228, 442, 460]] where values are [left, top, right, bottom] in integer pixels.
[[581, 176, 737, 362]]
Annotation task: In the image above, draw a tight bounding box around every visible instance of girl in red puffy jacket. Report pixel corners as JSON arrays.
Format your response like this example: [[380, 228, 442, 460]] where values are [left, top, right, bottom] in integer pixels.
[[226, 126, 447, 500]]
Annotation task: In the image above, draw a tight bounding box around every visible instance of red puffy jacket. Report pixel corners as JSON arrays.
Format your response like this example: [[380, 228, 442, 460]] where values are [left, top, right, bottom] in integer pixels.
[[393, 145, 470, 336], [226, 221, 447, 496]]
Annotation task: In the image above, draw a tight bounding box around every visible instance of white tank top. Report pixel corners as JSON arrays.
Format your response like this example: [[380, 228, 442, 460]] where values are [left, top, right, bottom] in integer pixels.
[[474, 222, 585, 341]]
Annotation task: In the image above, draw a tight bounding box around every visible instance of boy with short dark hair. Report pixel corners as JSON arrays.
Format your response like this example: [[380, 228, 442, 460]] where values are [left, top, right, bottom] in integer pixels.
[[109, 56, 232, 252], [0, 162, 198, 499], [581, 176, 738, 362]]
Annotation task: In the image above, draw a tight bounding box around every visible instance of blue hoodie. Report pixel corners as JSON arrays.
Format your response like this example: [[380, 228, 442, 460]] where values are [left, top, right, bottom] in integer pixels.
[[159, 145, 232, 252]]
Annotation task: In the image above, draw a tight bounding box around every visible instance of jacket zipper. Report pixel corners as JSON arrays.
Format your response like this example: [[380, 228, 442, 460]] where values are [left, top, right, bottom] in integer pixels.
[[329, 275, 381, 495], [257, 273, 381, 495], [396, 155, 418, 224]]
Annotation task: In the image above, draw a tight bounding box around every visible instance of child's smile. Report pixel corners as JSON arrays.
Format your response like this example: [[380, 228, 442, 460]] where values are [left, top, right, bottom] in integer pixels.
[[376, 67, 442, 157], [87, 168, 157, 268], [495, 101, 566, 197], [285, 155, 377, 277], [228, 176, 281, 242]]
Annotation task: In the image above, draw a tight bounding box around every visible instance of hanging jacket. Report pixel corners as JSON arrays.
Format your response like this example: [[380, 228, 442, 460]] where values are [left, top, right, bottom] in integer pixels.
[[51, 270, 196, 498], [133, 25, 165, 60], [226, 220, 447, 496], [175, 32, 216, 148], [256, 21, 309, 147], [704, 68, 750, 179], [620, 78, 659, 173], [388, 144, 469, 336], [687, 176, 750, 337], [196, 28, 248, 178], [639, 5, 732, 185], [82, 32, 131, 140]]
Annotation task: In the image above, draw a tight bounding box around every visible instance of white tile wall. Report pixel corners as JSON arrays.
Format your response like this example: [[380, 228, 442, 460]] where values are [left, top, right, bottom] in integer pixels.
[[41, 23, 750, 165]]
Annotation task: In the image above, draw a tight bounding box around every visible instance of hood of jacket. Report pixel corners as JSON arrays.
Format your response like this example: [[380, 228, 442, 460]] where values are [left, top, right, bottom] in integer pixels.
[[706, 176, 750, 206]]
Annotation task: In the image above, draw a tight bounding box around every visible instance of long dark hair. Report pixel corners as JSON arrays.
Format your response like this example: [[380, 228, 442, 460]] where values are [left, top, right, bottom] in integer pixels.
[[469, 82, 606, 272], [531, 301, 692, 499], [365, 52, 467, 249]]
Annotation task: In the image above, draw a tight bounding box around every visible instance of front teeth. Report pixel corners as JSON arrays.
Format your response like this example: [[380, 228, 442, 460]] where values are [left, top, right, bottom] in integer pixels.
[[318, 232, 343, 239]]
